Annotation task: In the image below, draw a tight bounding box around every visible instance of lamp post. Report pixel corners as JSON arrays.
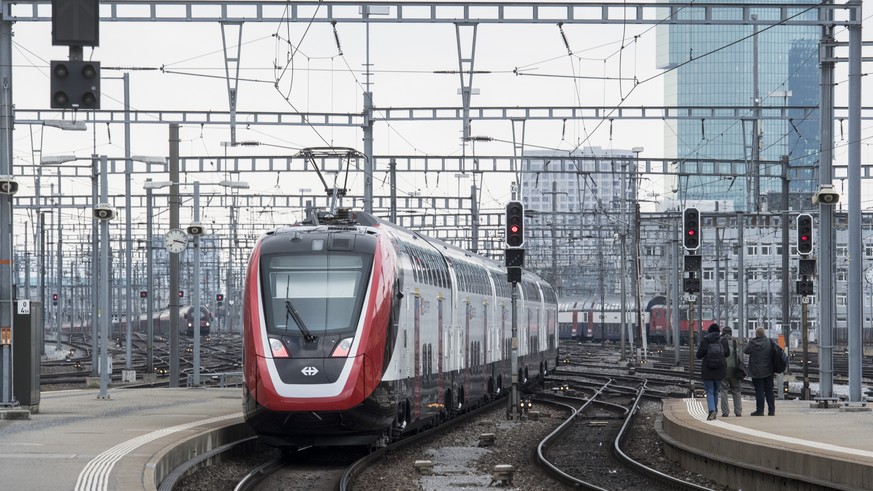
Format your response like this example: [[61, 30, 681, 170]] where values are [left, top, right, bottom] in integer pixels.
[[40, 156, 77, 356]]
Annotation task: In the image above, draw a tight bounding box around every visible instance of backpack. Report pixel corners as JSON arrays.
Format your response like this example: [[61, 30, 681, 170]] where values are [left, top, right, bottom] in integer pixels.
[[771, 340, 789, 373], [705, 340, 726, 369]]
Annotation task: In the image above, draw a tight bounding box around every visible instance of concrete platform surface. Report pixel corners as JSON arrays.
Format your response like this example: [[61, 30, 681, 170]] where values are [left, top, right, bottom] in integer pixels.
[[0, 387, 243, 491], [661, 397, 873, 490]]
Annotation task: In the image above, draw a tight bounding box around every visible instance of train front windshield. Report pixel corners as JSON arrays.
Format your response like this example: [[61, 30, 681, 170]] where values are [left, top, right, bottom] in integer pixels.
[[261, 252, 372, 336]]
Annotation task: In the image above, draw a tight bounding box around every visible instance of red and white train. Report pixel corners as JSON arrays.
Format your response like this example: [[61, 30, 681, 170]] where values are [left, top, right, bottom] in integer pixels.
[[242, 209, 559, 448]]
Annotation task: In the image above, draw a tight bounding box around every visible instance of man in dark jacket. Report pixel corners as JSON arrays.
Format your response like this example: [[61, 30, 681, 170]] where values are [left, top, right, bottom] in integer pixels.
[[719, 326, 745, 417], [696, 323, 729, 420], [743, 327, 776, 416]]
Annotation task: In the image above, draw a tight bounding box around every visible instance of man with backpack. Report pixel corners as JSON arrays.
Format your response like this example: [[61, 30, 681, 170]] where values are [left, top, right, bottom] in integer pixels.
[[719, 326, 746, 417], [743, 327, 777, 416], [696, 323, 729, 421]]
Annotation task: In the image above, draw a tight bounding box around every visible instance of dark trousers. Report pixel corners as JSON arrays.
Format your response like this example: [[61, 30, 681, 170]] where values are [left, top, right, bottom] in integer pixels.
[[752, 376, 775, 414]]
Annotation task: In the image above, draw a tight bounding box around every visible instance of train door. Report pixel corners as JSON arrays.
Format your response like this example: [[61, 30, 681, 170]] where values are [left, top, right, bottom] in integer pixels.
[[463, 298, 471, 405], [413, 291, 422, 418], [437, 294, 444, 402]]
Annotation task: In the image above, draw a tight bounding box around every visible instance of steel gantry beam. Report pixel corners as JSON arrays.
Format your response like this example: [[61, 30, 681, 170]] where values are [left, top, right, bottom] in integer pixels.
[[4, 1, 859, 27], [21, 105, 857, 127]]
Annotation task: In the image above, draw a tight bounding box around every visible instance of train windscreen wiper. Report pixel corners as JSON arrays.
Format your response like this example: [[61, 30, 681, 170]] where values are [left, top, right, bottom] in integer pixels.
[[285, 299, 317, 343]]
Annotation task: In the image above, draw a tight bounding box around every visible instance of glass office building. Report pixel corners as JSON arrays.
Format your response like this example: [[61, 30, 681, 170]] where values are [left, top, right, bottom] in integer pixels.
[[657, 4, 819, 211]]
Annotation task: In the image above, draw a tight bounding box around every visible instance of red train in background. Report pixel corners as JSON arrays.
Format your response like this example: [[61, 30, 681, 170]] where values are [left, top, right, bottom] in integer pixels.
[[646, 296, 715, 345], [242, 209, 559, 448]]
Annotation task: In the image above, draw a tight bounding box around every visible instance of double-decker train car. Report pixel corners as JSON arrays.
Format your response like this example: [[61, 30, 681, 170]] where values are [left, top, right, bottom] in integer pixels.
[[242, 209, 559, 448], [63, 304, 213, 339], [646, 296, 715, 345], [558, 298, 642, 342]]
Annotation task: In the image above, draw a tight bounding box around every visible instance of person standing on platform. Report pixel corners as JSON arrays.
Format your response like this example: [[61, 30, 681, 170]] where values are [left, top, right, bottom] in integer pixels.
[[696, 323, 728, 421], [744, 326, 776, 416], [719, 326, 745, 417]]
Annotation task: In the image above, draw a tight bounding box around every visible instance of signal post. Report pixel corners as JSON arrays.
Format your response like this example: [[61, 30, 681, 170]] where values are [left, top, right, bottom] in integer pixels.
[[796, 214, 815, 400], [682, 208, 701, 396], [505, 201, 524, 419]]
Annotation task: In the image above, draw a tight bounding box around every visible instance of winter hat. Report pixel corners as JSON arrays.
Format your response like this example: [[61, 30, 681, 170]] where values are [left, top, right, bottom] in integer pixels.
[[722, 326, 732, 335], [708, 323, 720, 333]]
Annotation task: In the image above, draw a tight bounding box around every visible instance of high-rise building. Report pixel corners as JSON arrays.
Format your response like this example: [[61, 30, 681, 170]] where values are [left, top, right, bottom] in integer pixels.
[[657, 8, 820, 211]]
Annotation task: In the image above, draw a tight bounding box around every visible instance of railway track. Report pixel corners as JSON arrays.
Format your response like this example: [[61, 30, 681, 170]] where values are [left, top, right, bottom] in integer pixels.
[[536, 381, 715, 490]]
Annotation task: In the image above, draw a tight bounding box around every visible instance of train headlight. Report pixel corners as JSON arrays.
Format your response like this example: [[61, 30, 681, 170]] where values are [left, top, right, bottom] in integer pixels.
[[330, 337, 354, 357], [269, 337, 290, 358]]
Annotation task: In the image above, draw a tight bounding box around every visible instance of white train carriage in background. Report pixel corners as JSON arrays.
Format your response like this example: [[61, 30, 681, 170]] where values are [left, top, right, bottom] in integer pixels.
[[558, 298, 646, 343]]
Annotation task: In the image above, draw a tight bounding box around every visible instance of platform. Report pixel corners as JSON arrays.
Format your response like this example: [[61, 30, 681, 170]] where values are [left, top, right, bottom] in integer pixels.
[[0, 387, 247, 491], [660, 397, 873, 490]]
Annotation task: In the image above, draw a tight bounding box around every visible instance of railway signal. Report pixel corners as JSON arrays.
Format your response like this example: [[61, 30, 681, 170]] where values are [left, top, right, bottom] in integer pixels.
[[505, 201, 524, 248], [682, 207, 700, 250], [797, 214, 813, 255], [50, 60, 101, 109], [52, 293, 58, 306], [140, 290, 147, 299], [178, 290, 184, 298], [216, 293, 224, 304]]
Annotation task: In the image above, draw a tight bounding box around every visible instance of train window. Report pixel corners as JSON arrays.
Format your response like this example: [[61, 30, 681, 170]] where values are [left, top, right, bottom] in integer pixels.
[[261, 252, 372, 335]]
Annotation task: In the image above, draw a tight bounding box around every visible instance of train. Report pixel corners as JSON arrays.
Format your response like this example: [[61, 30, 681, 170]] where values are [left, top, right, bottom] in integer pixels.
[[557, 298, 642, 342], [645, 296, 715, 345], [242, 209, 559, 448], [557, 296, 716, 345], [61, 305, 213, 338]]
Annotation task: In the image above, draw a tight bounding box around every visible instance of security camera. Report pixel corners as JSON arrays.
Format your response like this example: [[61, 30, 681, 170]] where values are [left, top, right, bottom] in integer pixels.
[[812, 185, 840, 205], [0, 176, 19, 195], [93, 203, 116, 221], [186, 222, 207, 236]]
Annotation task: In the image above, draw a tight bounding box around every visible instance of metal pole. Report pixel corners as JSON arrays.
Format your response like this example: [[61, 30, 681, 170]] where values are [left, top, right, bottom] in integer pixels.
[[168, 124, 181, 387], [550, 181, 558, 293], [225, 202, 235, 335], [389, 160, 397, 223], [781, 156, 790, 361], [846, 0, 862, 403], [688, 300, 695, 396], [671, 215, 680, 365], [738, 213, 746, 342], [0, 14, 13, 406], [146, 180, 154, 373], [510, 281, 519, 418], [192, 182, 201, 386], [56, 172, 62, 351], [124, 73, 133, 370], [619, 159, 628, 361], [98, 156, 110, 399], [359, 7, 374, 213], [91, 155, 99, 375], [818, 17, 835, 400], [802, 298, 810, 399]]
